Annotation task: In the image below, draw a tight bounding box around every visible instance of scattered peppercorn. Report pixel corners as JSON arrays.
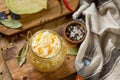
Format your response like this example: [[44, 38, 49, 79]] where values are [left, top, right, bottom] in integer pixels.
[[23, 76, 27, 80], [1, 48, 3, 51], [0, 72, 3, 75], [67, 57, 70, 60]]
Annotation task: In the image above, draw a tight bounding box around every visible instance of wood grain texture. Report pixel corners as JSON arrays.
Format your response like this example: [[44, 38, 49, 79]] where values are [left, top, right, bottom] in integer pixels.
[[1, 17, 79, 80], [0, 38, 13, 80], [0, 0, 79, 36]]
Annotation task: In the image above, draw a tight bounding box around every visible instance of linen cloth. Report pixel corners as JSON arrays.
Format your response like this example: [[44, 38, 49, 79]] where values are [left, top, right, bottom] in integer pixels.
[[72, 0, 120, 80]]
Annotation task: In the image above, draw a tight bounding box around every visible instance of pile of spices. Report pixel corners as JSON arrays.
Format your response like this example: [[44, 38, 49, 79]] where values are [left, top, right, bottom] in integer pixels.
[[65, 24, 86, 41]]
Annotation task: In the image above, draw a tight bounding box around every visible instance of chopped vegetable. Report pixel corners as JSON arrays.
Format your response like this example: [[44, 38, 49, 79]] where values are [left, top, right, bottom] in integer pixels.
[[0, 19, 22, 28]]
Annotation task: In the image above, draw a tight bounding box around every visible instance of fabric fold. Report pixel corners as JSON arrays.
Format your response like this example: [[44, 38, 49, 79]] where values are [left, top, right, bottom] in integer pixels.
[[73, 0, 120, 79]]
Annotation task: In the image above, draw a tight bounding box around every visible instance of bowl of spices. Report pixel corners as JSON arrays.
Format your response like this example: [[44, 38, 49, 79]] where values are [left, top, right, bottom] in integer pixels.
[[64, 21, 87, 44]]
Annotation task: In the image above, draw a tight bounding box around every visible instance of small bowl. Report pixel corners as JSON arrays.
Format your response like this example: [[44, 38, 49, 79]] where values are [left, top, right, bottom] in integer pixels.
[[64, 21, 87, 44]]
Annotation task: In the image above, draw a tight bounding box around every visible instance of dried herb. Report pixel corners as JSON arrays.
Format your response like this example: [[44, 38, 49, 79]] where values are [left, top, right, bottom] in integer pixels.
[[67, 47, 78, 55], [57, 0, 63, 13], [0, 19, 22, 28], [17, 31, 32, 67], [17, 42, 28, 67]]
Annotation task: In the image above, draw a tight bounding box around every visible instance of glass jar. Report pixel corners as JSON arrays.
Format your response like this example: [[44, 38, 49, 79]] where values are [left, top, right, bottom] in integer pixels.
[[28, 30, 67, 72]]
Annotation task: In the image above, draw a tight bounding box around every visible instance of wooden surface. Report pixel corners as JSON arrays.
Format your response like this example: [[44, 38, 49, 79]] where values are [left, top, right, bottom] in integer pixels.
[[0, 38, 13, 80], [0, 0, 79, 36], [0, 17, 78, 80]]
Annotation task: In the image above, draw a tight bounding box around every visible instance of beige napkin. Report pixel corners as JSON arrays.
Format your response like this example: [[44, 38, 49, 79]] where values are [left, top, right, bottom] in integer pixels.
[[73, 0, 120, 80]]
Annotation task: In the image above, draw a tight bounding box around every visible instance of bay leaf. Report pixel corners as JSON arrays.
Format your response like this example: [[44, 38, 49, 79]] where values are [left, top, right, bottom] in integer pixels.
[[67, 47, 78, 56], [0, 19, 22, 28], [17, 42, 28, 67]]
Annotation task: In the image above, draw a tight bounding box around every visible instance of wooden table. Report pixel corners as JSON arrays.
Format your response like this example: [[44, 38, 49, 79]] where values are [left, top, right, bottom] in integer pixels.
[[0, 0, 79, 36], [0, 1, 80, 79], [0, 17, 78, 80], [0, 46, 13, 80]]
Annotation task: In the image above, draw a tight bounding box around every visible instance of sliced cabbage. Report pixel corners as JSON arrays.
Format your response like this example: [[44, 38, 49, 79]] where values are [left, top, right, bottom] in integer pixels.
[[6, 0, 48, 14]]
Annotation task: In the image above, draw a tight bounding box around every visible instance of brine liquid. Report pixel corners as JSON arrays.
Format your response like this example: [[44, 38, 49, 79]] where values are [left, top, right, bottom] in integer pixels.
[[28, 30, 66, 72]]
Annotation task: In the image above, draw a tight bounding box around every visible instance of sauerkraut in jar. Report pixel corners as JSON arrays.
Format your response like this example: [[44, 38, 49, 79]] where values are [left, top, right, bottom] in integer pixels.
[[28, 30, 66, 72]]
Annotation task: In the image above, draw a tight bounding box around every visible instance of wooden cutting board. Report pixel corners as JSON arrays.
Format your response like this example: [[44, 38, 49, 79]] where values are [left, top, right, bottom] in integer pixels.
[[1, 20, 79, 80], [0, 0, 79, 36]]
